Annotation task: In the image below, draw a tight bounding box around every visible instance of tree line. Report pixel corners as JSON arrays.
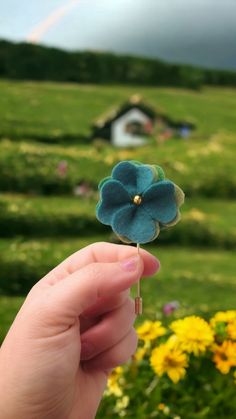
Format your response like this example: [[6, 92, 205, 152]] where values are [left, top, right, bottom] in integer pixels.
[[1, 39, 236, 89]]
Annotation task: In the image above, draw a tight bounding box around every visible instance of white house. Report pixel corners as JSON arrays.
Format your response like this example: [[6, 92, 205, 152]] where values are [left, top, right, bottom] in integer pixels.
[[92, 96, 156, 148], [92, 95, 195, 147]]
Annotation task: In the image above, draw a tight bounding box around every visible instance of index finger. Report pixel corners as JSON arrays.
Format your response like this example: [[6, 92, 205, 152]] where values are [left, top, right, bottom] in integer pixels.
[[45, 242, 160, 284]]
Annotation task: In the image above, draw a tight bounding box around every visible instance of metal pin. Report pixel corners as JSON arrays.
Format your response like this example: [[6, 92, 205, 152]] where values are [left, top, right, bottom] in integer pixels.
[[135, 243, 142, 315], [135, 296, 143, 315]]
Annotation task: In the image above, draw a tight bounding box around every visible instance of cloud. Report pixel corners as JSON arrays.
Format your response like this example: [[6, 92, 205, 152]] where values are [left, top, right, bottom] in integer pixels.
[[1, 0, 236, 69]]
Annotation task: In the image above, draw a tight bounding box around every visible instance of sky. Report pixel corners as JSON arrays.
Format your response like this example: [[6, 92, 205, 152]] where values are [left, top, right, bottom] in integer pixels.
[[1, 0, 236, 70]]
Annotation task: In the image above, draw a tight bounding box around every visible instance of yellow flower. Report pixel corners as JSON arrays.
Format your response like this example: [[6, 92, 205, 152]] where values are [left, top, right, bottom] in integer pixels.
[[227, 319, 236, 340], [210, 311, 236, 328], [170, 316, 214, 355], [158, 403, 166, 411], [133, 346, 147, 362], [210, 311, 236, 340], [114, 395, 130, 415], [150, 343, 188, 383], [166, 334, 180, 350], [137, 320, 167, 342], [106, 367, 123, 397], [213, 341, 236, 374], [158, 403, 171, 415]]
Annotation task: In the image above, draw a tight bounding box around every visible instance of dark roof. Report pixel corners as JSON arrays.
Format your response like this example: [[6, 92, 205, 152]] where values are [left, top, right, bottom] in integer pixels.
[[92, 95, 196, 137], [92, 95, 163, 130]]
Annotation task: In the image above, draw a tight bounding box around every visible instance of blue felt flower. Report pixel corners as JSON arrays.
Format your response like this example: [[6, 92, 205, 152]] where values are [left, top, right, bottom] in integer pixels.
[[96, 161, 185, 244]]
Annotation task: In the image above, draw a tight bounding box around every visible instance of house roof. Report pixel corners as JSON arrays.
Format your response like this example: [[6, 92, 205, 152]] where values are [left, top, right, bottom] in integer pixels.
[[93, 95, 165, 129], [92, 95, 196, 133]]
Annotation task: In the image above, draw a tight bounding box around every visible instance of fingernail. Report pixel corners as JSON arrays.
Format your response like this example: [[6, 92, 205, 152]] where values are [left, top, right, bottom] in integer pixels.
[[80, 341, 95, 360], [152, 256, 161, 272], [120, 255, 140, 272]]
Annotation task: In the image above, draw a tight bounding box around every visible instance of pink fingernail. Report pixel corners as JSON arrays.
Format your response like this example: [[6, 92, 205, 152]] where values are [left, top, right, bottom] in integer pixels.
[[120, 256, 139, 272], [152, 256, 161, 272]]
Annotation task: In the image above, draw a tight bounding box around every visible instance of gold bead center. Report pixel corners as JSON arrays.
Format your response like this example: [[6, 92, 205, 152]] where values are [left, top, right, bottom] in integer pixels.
[[133, 195, 142, 205]]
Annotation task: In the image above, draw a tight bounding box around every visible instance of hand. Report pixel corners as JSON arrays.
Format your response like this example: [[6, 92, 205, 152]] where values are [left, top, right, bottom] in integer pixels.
[[0, 242, 160, 419]]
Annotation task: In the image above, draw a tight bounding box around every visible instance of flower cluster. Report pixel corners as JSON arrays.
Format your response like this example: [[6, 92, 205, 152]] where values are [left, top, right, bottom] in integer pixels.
[[102, 311, 236, 417], [96, 160, 184, 244], [106, 311, 236, 394], [210, 310, 236, 374], [104, 367, 130, 416]]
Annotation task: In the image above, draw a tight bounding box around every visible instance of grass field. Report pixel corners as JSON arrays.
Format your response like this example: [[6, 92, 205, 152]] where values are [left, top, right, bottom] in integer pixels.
[[1, 80, 236, 139], [0, 79, 235, 344]]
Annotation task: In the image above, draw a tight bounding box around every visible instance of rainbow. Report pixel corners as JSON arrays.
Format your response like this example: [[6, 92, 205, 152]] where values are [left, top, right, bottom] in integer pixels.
[[26, 0, 81, 44]]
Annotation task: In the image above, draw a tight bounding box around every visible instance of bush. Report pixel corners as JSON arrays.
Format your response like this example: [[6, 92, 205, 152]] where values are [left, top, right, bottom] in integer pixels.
[[0, 197, 105, 237], [1, 138, 236, 198], [1, 196, 236, 250], [0, 237, 106, 295], [0, 140, 109, 194]]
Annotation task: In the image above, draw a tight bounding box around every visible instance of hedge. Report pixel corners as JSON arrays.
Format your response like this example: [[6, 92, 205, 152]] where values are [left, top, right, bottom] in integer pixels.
[[0, 195, 236, 250], [1, 137, 236, 198], [0, 239, 236, 299]]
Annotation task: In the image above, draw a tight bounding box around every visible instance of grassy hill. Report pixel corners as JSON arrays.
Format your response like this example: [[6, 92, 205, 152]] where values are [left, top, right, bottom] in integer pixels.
[[1, 80, 236, 140], [0, 79, 235, 343]]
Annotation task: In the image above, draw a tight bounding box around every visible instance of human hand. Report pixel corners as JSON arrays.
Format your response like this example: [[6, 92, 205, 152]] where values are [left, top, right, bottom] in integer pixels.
[[0, 242, 160, 419]]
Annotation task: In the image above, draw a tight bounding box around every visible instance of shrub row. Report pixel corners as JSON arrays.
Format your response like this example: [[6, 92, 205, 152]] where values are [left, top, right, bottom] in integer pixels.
[[0, 237, 100, 295], [0, 196, 235, 249], [0, 210, 236, 249], [1, 139, 236, 198], [0, 140, 108, 194], [0, 200, 105, 237], [0, 239, 235, 296]]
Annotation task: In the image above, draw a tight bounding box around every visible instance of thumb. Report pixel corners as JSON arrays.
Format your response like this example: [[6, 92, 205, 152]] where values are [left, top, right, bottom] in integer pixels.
[[48, 255, 143, 319]]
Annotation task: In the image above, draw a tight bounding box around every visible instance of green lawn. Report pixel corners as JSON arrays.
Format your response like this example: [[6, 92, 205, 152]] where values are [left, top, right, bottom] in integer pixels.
[[1, 80, 236, 139]]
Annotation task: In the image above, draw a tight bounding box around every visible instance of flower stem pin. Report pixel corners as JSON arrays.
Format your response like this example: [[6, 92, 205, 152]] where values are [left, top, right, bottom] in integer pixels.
[[96, 161, 184, 315]]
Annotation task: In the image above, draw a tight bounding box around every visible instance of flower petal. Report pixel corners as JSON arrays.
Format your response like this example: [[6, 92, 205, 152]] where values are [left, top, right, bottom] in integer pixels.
[[143, 181, 177, 224], [161, 210, 181, 229], [149, 165, 165, 181], [112, 161, 154, 196], [98, 176, 112, 191], [115, 232, 133, 244], [174, 184, 185, 207], [116, 222, 160, 243], [96, 180, 130, 225], [112, 205, 158, 244]]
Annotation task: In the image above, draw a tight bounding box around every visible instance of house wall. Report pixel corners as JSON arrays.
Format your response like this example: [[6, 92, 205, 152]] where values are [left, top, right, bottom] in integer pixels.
[[111, 108, 151, 147]]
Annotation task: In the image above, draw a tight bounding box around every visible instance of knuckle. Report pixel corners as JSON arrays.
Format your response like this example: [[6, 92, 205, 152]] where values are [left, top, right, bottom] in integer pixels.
[[124, 298, 136, 322], [85, 263, 103, 282], [107, 326, 119, 343], [108, 291, 129, 309], [89, 242, 108, 258], [127, 297, 135, 313], [106, 329, 138, 368], [119, 329, 138, 364]]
